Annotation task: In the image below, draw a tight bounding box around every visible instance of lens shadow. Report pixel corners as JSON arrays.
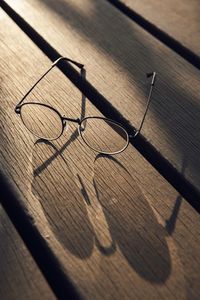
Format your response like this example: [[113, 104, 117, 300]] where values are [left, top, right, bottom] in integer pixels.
[[31, 139, 94, 259], [93, 154, 171, 283]]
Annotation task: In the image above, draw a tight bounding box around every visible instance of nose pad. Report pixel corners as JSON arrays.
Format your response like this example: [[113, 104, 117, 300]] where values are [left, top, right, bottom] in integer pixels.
[[79, 124, 85, 134], [63, 120, 69, 132]]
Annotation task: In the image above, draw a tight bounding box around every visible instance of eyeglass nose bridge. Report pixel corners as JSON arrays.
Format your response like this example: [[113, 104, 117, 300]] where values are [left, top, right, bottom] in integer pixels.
[[62, 116, 82, 136], [62, 116, 81, 124]]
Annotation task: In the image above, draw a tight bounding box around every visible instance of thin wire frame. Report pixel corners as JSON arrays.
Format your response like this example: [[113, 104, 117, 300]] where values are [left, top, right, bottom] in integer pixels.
[[78, 116, 130, 155], [20, 102, 66, 141], [14, 56, 157, 155]]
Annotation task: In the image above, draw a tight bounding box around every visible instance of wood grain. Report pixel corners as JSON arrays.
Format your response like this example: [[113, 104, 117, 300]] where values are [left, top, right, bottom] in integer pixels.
[[4, 0, 200, 196], [1, 8, 200, 300], [119, 0, 200, 57], [0, 205, 55, 300]]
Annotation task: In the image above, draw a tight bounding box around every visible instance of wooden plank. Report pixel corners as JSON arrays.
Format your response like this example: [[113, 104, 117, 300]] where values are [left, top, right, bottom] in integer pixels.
[[0, 204, 56, 300], [118, 0, 200, 57], [4, 0, 200, 198], [1, 8, 200, 300]]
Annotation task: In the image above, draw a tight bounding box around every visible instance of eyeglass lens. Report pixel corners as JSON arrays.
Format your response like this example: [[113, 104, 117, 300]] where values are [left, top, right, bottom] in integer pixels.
[[79, 118, 128, 154], [20, 103, 63, 140]]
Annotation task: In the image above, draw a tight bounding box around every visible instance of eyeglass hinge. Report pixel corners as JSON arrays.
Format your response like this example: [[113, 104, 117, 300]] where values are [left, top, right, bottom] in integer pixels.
[[129, 130, 139, 139], [15, 106, 21, 114]]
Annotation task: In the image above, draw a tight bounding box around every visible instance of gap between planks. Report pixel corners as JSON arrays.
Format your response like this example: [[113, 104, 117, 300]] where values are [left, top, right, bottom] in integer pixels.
[[0, 202, 56, 300], [106, 0, 200, 70], [0, 172, 82, 300]]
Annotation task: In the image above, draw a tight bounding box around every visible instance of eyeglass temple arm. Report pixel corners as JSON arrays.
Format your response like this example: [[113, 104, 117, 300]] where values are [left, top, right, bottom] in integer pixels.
[[52, 57, 84, 69], [15, 57, 84, 112], [134, 72, 157, 136]]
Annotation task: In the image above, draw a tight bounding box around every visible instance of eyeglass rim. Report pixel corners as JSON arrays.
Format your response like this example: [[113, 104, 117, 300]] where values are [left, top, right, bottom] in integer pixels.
[[19, 102, 65, 141], [18, 103, 129, 154], [78, 116, 130, 155]]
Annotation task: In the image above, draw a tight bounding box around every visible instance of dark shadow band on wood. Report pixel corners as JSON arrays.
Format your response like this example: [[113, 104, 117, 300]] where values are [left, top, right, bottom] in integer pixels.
[[0, 172, 82, 300], [1, 1, 200, 215], [106, 0, 200, 70]]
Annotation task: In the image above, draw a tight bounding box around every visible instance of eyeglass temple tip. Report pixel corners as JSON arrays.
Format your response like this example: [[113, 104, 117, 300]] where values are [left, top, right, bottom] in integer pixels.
[[52, 57, 84, 69], [146, 71, 157, 86]]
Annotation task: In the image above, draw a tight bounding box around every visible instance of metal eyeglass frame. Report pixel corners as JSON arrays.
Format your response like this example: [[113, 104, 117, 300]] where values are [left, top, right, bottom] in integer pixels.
[[14, 56, 157, 155]]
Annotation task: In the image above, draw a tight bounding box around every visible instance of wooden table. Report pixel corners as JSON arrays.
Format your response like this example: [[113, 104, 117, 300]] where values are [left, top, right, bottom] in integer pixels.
[[0, 1, 200, 299]]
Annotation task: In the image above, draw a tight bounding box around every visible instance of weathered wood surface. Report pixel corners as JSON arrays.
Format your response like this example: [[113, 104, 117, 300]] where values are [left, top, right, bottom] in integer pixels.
[[0, 204, 55, 300], [120, 0, 200, 57], [4, 0, 200, 196], [1, 8, 200, 300]]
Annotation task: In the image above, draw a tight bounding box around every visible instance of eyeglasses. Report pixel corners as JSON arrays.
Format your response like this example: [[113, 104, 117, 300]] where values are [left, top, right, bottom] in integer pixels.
[[15, 57, 156, 155]]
